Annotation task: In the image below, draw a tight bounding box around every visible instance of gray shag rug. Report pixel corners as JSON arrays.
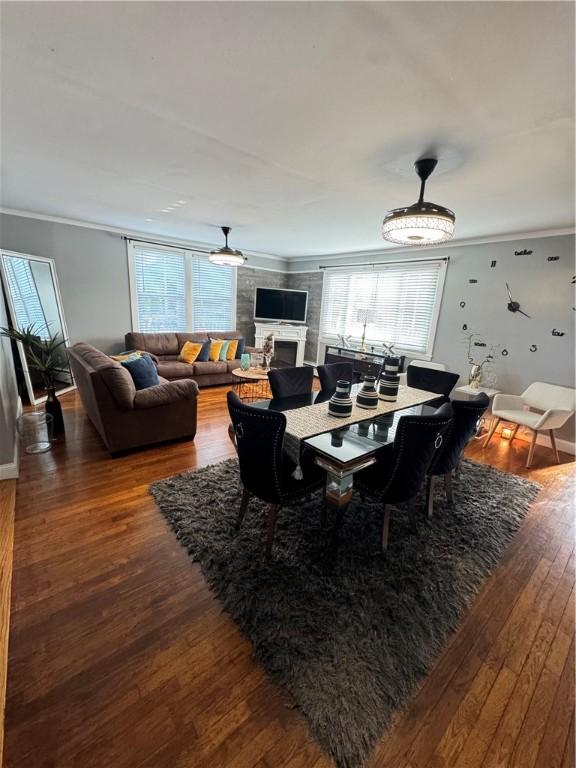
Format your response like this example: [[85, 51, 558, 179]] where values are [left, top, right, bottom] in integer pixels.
[[150, 459, 540, 768]]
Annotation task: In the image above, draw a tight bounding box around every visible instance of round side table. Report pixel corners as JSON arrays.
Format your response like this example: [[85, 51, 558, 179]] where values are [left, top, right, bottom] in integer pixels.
[[231, 368, 271, 402]]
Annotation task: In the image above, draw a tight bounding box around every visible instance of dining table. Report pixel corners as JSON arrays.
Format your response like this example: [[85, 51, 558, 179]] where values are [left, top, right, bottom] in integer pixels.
[[253, 382, 441, 513]]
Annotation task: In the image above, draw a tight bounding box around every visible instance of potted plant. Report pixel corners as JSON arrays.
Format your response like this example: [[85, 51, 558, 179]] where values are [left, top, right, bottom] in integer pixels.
[[1, 323, 67, 435]]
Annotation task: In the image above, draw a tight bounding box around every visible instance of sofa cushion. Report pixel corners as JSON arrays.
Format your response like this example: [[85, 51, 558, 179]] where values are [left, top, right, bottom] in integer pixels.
[[126, 332, 180, 357], [226, 359, 241, 373], [193, 361, 228, 375], [99, 365, 136, 410], [121, 354, 160, 390], [176, 332, 209, 348], [157, 361, 196, 380]]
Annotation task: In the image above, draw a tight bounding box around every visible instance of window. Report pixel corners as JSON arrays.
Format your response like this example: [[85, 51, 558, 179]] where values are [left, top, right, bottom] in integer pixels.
[[3, 255, 49, 337], [319, 259, 447, 357], [128, 241, 236, 332]]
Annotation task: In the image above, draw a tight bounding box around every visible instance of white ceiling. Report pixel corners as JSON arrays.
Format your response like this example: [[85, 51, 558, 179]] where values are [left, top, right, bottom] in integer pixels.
[[1, 2, 574, 258]]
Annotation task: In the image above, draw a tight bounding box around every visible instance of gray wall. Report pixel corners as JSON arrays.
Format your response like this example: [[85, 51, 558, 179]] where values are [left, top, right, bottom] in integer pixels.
[[236, 267, 286, 345], [287, 234, 576, 441], [0, 214, 131, 352], [286, 271, 324, 362], [0, 293, 19, 468]]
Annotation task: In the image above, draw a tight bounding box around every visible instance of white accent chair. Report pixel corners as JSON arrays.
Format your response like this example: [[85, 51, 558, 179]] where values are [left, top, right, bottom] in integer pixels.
[[483, 382, 576, 467], [399, 360, 447, 385]]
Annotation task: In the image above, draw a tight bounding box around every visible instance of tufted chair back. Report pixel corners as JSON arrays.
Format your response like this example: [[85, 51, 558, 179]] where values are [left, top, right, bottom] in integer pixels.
[[227, 391, 287, 504], [316, 362, 354, 392], [268, 366, 314, 399], [378, 403, 454, 504], [429, 393, 489, 476]]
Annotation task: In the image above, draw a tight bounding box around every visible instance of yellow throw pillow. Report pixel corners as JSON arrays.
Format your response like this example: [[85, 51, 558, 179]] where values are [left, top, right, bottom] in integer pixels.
[[226, 339, 239, 360], [178, 341, 203, 364], [209, 339, 223, 362], [111, 350, 143, 362]]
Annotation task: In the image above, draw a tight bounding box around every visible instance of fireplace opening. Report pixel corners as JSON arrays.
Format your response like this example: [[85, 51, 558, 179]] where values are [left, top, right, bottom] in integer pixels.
[[272, 340, 298, 368]]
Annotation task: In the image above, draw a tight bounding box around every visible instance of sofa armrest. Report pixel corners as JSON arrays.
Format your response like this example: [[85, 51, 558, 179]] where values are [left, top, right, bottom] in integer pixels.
[[134, 379, 199, 410], [244, 345, 260, 354], [492, 394, 525, 413]]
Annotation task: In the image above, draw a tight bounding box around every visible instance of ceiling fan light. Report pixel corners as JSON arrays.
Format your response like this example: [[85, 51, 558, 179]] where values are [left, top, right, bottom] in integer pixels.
[[209, 225, 245, 266]]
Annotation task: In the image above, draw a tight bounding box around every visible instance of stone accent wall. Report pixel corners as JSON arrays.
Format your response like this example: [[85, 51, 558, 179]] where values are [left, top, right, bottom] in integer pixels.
[[236, 267, 286, 345], [286, 271, 324, 363]]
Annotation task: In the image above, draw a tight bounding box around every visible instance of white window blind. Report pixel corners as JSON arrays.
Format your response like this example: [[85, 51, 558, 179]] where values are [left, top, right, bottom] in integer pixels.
[[129, 241, 236, 333], [191, 258, 235, 330], [3, 255, 49, 337], [320, 260, 446, 356], [132, 245, 187, 332]]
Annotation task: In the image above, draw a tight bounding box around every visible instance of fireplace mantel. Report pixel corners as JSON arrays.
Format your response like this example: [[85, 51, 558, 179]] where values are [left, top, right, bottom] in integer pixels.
[[254, 322, 308, 368]]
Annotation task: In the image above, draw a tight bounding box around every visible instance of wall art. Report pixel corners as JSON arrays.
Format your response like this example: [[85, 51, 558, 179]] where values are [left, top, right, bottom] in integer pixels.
[[547, 256, 559, 262], [462, 324, 468, 331], [501, 349, 509, 356], [529, 344, 538, 352], [468, 279, 478, 284], [551, 329, 565, 337], [490, 260, 497, 268], [515, 249, 532, 256], [459, 301, 466, 308]]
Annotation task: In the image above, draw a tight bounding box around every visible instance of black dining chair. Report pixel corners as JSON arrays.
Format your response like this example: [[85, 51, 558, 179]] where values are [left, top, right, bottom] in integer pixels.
[[354, 403, 453, 551], [426, 393, 489, 517], [227, 391, 325, 558], [316, 362, 354, 392], [268, 366, 314, 400], [406, 366, 460, 406]]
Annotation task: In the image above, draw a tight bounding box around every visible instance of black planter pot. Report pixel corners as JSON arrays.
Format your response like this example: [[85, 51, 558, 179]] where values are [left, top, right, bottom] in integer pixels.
[[45, 387, 65, 437]]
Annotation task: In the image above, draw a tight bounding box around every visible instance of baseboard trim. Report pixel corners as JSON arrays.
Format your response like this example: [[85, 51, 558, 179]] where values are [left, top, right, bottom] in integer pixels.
[[0, 478, 16, 765], [0, 399, 22, 480]]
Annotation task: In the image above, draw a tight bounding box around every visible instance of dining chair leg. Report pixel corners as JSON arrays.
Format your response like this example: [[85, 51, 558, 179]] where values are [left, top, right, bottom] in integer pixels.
[[549, 429, 561, 464], [445, 471, 454, 505], [265, 504, 280, 559], [509, 423, 520, 444], [236, 487, 251, 530], [526, 429, 538, 468], [382, 505, 391, 552], [483, 417, 501, 449], [426, 476, 436, 519]]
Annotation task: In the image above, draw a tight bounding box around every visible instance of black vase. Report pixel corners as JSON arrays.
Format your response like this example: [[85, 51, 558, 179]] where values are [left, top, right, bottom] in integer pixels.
[[45, 387, 65, 437]]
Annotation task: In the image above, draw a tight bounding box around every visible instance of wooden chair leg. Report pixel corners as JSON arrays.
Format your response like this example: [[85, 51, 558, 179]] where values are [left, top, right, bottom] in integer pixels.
[[549, 430, 561, 464], [426, 476, 436, 519], [265, 504, 280, 559], [526, 430, 538, 468], [445, 471, 454, 505], [236, 487, 251, 530], [381, 504, 391, 552], [483, 417, 500, 449], [509, 423, 520, 444]]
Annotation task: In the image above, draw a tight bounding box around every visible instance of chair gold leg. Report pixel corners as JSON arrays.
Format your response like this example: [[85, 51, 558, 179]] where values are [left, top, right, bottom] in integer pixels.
[[549, 429, 561, 464], [236, 487, 251, 530], [265, 504, 280, 559], [483, 417, 501, 449], [445, 471, 454, 505], [426, 476, 436, 519], [382, 504, 391, 551], [526, 430, 538, 468], [509, 423, 520, 444]]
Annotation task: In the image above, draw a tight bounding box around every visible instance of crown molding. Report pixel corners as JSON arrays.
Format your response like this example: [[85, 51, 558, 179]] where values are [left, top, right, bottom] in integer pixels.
[[285, 227, 576, 263], [0, 207, 287, 265]]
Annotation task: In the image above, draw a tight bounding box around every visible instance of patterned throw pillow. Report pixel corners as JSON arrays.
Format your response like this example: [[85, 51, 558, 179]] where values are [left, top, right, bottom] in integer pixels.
[[209, 339, 224, 362], [226, 339, 239, 360], [178, 341, 204, 364], [219, 340, 231, 361]]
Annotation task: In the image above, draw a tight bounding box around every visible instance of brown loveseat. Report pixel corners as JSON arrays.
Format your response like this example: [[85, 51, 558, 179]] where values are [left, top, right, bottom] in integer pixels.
[[68, 343, 198, 454], [125, 331, 256, 387]]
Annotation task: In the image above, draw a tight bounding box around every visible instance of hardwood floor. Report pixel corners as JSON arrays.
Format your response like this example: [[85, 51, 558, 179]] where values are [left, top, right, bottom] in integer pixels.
[[4, 387, 575, 768]]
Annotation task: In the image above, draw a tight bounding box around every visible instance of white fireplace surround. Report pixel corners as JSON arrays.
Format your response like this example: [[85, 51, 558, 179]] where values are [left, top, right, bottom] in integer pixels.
[[254, 322, 308, 368]]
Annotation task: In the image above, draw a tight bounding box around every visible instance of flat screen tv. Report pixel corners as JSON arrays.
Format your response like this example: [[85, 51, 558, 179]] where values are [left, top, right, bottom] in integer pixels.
[[254, 287, 308, 323]]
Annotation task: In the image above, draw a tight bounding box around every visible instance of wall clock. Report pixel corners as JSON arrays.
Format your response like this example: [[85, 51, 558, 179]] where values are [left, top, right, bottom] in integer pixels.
[[506, 283, 531, 318]]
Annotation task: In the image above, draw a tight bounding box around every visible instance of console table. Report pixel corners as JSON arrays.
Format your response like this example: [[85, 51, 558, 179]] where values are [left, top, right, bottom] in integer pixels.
[[323, 345, 406, 382]]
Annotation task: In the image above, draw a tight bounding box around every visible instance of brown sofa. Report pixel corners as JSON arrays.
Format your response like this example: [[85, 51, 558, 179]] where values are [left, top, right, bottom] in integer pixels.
[[125, 331, 257, 387], [68, 343, 199, 454]]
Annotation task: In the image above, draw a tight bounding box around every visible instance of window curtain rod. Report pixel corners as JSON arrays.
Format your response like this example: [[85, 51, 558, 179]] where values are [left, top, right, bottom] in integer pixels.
[[123, 235, 212, 254], [318, 256, 449, 270]]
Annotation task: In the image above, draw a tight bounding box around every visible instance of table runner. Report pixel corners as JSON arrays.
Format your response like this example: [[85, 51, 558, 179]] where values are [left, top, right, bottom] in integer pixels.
[[284, 385, 439, 477]]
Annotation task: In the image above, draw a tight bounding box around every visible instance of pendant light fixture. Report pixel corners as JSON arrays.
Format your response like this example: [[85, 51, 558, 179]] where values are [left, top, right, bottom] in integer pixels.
[[209, 226, 245, 266], [382, 158, 455, 245]]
